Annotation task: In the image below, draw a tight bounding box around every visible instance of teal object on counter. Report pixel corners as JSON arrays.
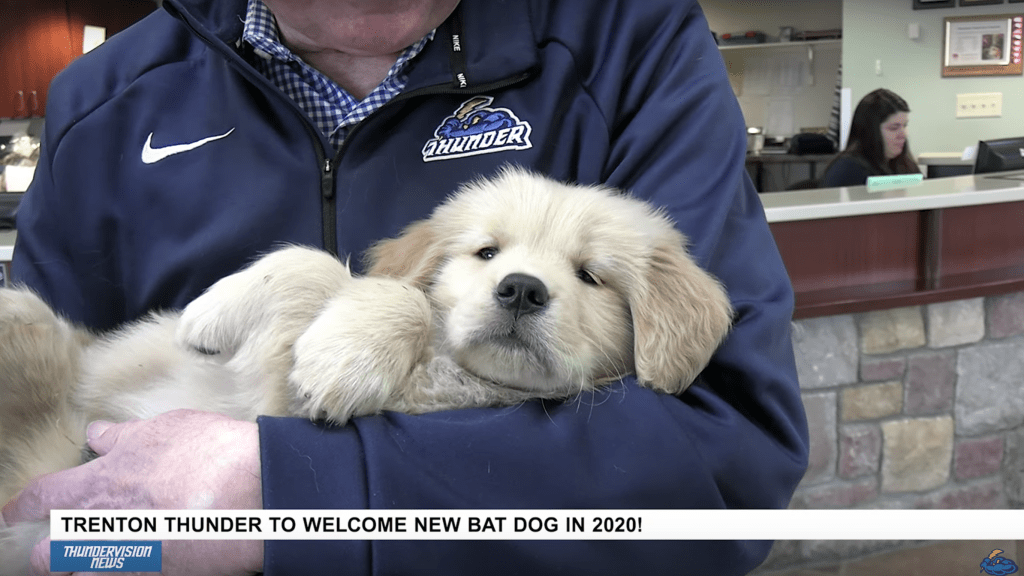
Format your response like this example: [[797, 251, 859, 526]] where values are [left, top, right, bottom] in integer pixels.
[[866, 173, 924, 191]]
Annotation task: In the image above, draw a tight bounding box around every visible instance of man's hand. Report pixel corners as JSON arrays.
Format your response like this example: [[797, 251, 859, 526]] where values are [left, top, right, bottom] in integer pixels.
[[1, 409, 264, 576]]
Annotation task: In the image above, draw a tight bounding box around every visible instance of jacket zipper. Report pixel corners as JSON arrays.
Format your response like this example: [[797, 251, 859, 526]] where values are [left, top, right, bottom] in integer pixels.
[[165, 3, 345, 256], [320, 158, 336, 253], [319, 70, 534, 256]]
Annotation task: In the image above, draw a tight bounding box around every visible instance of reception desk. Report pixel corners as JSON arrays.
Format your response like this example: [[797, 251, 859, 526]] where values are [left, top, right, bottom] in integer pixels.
[[0, 229, 13, 287], [762, 171, 1024, 318]]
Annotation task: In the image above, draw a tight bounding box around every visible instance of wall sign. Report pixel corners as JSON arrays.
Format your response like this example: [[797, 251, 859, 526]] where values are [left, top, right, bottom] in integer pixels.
[[942, 14, 1024, 76]]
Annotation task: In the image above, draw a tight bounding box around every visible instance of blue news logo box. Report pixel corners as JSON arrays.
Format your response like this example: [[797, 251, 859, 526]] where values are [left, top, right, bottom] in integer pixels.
[[51, 541, 161, 572]]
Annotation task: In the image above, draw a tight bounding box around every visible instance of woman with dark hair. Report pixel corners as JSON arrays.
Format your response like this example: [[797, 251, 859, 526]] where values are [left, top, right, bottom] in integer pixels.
[[820, 88, 921, 187]]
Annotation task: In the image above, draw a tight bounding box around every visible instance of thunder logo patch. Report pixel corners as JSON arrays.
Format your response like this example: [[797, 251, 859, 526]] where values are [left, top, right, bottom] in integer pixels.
[[422, 96, 533, 162]]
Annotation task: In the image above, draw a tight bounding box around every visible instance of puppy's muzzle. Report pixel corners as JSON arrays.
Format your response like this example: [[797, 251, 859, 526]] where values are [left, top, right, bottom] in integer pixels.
[[495, 273, 549, 318]]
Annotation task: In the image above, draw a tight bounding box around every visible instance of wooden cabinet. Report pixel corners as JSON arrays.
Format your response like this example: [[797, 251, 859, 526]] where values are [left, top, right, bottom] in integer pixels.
[[1, 1, 35, 118], [0, 0, 73, 118], [0, 0, 156, 119]]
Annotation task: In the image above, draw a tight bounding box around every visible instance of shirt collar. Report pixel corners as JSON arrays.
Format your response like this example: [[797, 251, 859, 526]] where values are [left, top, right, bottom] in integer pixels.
[[241, 0, 434, 75]]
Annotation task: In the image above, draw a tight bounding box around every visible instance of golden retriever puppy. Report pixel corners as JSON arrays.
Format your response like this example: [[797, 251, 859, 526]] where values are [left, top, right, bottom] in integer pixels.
[[176, 167, 733, 419], [0, 168, 732, 573]]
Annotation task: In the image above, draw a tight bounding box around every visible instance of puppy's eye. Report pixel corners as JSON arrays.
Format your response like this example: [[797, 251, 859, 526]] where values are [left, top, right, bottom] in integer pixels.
[[576, 269, 601, 286], [476, 246, 499, 260]]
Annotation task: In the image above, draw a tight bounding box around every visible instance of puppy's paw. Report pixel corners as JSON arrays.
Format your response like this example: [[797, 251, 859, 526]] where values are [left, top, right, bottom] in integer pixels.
[[290, 277, 432, 423], [176, 268, 261, 357], [176, 246, 351, 358]]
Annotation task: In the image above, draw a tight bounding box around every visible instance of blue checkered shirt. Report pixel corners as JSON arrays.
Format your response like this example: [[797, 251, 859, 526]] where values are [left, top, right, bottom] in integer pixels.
[[241, 0, 433, 152]]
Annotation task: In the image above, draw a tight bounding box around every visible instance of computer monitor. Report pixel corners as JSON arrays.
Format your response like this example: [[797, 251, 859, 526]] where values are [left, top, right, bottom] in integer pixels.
[[974, 137, 1024, 174], [0, 192, 22, 230]]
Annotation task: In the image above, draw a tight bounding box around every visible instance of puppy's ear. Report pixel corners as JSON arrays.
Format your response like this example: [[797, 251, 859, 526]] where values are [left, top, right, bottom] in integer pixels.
[[365, 220, 446, 287], [630, 236, 733, 395]]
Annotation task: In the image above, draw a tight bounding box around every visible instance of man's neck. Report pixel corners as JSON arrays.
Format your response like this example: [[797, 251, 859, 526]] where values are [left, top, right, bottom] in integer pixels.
[[295, 49, 401, 101], [262, 0, 459, 100]]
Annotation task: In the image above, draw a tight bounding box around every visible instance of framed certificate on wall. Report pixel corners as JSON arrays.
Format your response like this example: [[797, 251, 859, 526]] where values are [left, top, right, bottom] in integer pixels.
[[943, 14, 1024, 76]]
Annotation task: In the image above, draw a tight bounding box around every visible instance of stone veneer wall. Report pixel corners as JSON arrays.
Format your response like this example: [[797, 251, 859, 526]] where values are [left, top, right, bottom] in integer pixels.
[[753, 290, 1024, 573]]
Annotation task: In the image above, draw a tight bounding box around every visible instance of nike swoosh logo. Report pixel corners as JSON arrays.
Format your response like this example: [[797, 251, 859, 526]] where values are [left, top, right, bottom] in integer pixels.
[[141, 128, 235, 164]]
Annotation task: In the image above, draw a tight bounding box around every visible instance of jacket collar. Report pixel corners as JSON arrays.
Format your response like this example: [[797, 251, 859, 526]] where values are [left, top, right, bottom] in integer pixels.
[[161, 0, 537, 92], [162, 0, 247, 48]]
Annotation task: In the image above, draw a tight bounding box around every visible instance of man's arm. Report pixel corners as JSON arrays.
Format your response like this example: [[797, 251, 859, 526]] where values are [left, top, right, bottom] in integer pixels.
[[12, 125, 114, 328]]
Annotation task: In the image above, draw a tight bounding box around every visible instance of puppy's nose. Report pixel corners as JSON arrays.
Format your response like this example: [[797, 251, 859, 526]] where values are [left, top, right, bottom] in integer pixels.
[[495, 273, 549, 317]]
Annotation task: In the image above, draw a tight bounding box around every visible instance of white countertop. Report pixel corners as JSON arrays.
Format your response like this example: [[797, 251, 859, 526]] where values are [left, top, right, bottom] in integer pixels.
[[1, 229, 15, 262], [762, 170, 1024, 223]]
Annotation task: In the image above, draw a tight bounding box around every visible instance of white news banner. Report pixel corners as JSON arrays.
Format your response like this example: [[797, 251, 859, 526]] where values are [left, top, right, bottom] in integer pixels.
[[51, 509, 1024, 541]]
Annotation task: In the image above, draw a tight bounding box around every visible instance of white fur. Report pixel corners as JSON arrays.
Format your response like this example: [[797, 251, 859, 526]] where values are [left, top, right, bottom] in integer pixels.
[[0, 168, 733, 573]]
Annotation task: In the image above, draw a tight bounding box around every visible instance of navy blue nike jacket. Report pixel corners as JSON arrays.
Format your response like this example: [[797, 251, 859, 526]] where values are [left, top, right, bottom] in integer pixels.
[[13, 0, 809, 574]]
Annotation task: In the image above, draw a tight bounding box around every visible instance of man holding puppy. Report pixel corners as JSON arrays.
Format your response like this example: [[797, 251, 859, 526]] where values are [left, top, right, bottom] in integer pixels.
[[5, 0, 808, 574]]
